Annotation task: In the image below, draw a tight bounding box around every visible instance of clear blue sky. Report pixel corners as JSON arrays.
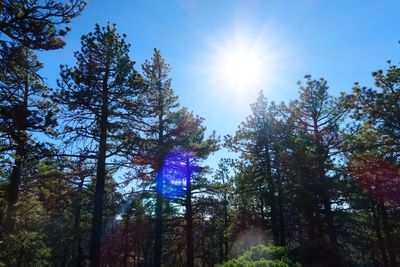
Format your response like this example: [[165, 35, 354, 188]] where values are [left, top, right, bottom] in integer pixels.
[[39, 0, 400, 172]]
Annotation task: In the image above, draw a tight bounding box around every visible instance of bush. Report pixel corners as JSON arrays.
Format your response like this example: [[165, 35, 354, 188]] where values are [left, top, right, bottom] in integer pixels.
[[0, 231, 50, 267], [216, 245, 301, 267]]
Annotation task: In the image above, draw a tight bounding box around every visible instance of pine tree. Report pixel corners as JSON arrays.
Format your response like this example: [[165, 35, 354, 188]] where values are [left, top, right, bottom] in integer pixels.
[[139, 48, 179, 267], [0, 0, 86, 50], [56, 23, 144, 266], [290, 75, 347, 264], [225, 91, 284, 246], [347, 58, 400, 267], [213, 159, 234, 261], [0, 44, 56, 233], [168, 108, 219, 267]]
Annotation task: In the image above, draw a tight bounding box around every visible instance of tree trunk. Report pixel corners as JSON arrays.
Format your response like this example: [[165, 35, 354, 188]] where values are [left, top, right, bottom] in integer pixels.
[[223, 190, 229, 261], [259, 187, 266, 227], [276, 164, 286, 246], [310, 113, 342, 266], [154, 168, 163, 267], [122, 212, 130, 267], [319, 162, 337, 247], [319, 156, 340, 264], [5, 140, 25, 233], [5, 68, 29, 234], [185, 156, 194, 267], [89, 69, 109, 267], [154, 96, 165, 267], [372, 204, 389, 267], [72, 175, 85, 267], [264, 144, 279, 245], [322, 193, 337, 245], [379, 204, 396, 267], [316, 137, 338, 247], [219, 235, 224, 263]]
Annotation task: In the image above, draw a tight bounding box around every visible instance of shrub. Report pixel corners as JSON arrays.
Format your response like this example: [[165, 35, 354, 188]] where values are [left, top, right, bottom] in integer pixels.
[[0, 231, 50, 267], [216, 245, 301, 267]]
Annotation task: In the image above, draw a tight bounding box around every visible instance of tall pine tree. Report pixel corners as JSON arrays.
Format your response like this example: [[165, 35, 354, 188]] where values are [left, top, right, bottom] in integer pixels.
[[139, 48, 179, 267], [0, 44, 56, 233], [56, 23, 144, 266]]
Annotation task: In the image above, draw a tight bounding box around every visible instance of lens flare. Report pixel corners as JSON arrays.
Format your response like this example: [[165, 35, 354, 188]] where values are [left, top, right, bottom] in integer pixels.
[[231, 227, 268, 258], [157, 150, 195, 199], [216, 43, 265, 89], [350, 156, 400, 208]]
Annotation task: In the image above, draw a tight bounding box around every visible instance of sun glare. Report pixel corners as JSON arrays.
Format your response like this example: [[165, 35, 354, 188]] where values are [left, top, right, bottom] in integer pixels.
[[217, 46, 264, 89], [201, 28, 290, 110], [213, 39, 268, 93]]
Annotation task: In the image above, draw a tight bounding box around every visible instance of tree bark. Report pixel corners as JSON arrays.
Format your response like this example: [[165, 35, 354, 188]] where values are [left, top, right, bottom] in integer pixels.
[[185, 156, 194, 267], [222, 182, 229, 260], [5, 140, 25, 233], [122, 209, 131, 267], [276, 164, 286, 246], [264, 143, 279, 245], [72, 175, 85, 267], [5, 80, 28, 234], [379, 204, 396, 267], [372, 204, 389, 267], [154, 168, 163, 267], [313, 116, 338, 247], [89, 68, 109, 267], [154, 92, 165, 267]]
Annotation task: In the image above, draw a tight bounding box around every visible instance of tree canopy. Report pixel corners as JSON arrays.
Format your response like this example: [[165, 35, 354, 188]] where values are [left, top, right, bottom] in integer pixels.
[[0, 2, 400, 267]]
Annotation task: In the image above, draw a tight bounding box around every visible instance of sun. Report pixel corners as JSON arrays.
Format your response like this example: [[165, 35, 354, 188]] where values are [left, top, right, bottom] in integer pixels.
[[213, 39, 267, 92], [202, 30, 289, 108]]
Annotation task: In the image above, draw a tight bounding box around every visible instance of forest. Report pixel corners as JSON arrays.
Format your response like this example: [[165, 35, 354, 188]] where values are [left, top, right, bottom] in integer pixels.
[[0, 1, 399, 267]]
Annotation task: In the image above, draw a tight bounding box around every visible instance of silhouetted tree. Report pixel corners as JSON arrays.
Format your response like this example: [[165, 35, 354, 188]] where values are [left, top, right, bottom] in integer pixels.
[[0, 45, 56, 233], [168, 108, 218, 266], [138, 48, 179, 267], [0, 0, 86, 50], [56, 23, 144, 266]]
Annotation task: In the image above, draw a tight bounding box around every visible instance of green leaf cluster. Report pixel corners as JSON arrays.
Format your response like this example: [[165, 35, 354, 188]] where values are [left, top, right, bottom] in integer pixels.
[[216, 245, 301, 267]]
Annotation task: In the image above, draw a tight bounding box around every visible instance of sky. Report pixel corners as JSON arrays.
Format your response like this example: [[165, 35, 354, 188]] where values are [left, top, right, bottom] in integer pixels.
[[38, 0, 400, 173]]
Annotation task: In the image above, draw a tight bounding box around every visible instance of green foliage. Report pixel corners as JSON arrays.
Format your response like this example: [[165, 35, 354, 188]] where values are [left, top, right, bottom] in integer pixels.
[[216, 245, 301, 267], [0, 43, 58, 233], [0, 44, 57, 156], [343, 52, 400, 266], [138, 48, 180, 166], [1, 3, 400, 265], [57, 23, 145, 156], [0, 231, 50, 267], [15, 191, 49, 232], [0, 0, 86, 50], [350, 60, 400, 162]]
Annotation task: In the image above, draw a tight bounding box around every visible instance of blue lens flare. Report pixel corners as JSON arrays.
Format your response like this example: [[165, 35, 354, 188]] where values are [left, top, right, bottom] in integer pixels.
[[157, 150, 195, 199]]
